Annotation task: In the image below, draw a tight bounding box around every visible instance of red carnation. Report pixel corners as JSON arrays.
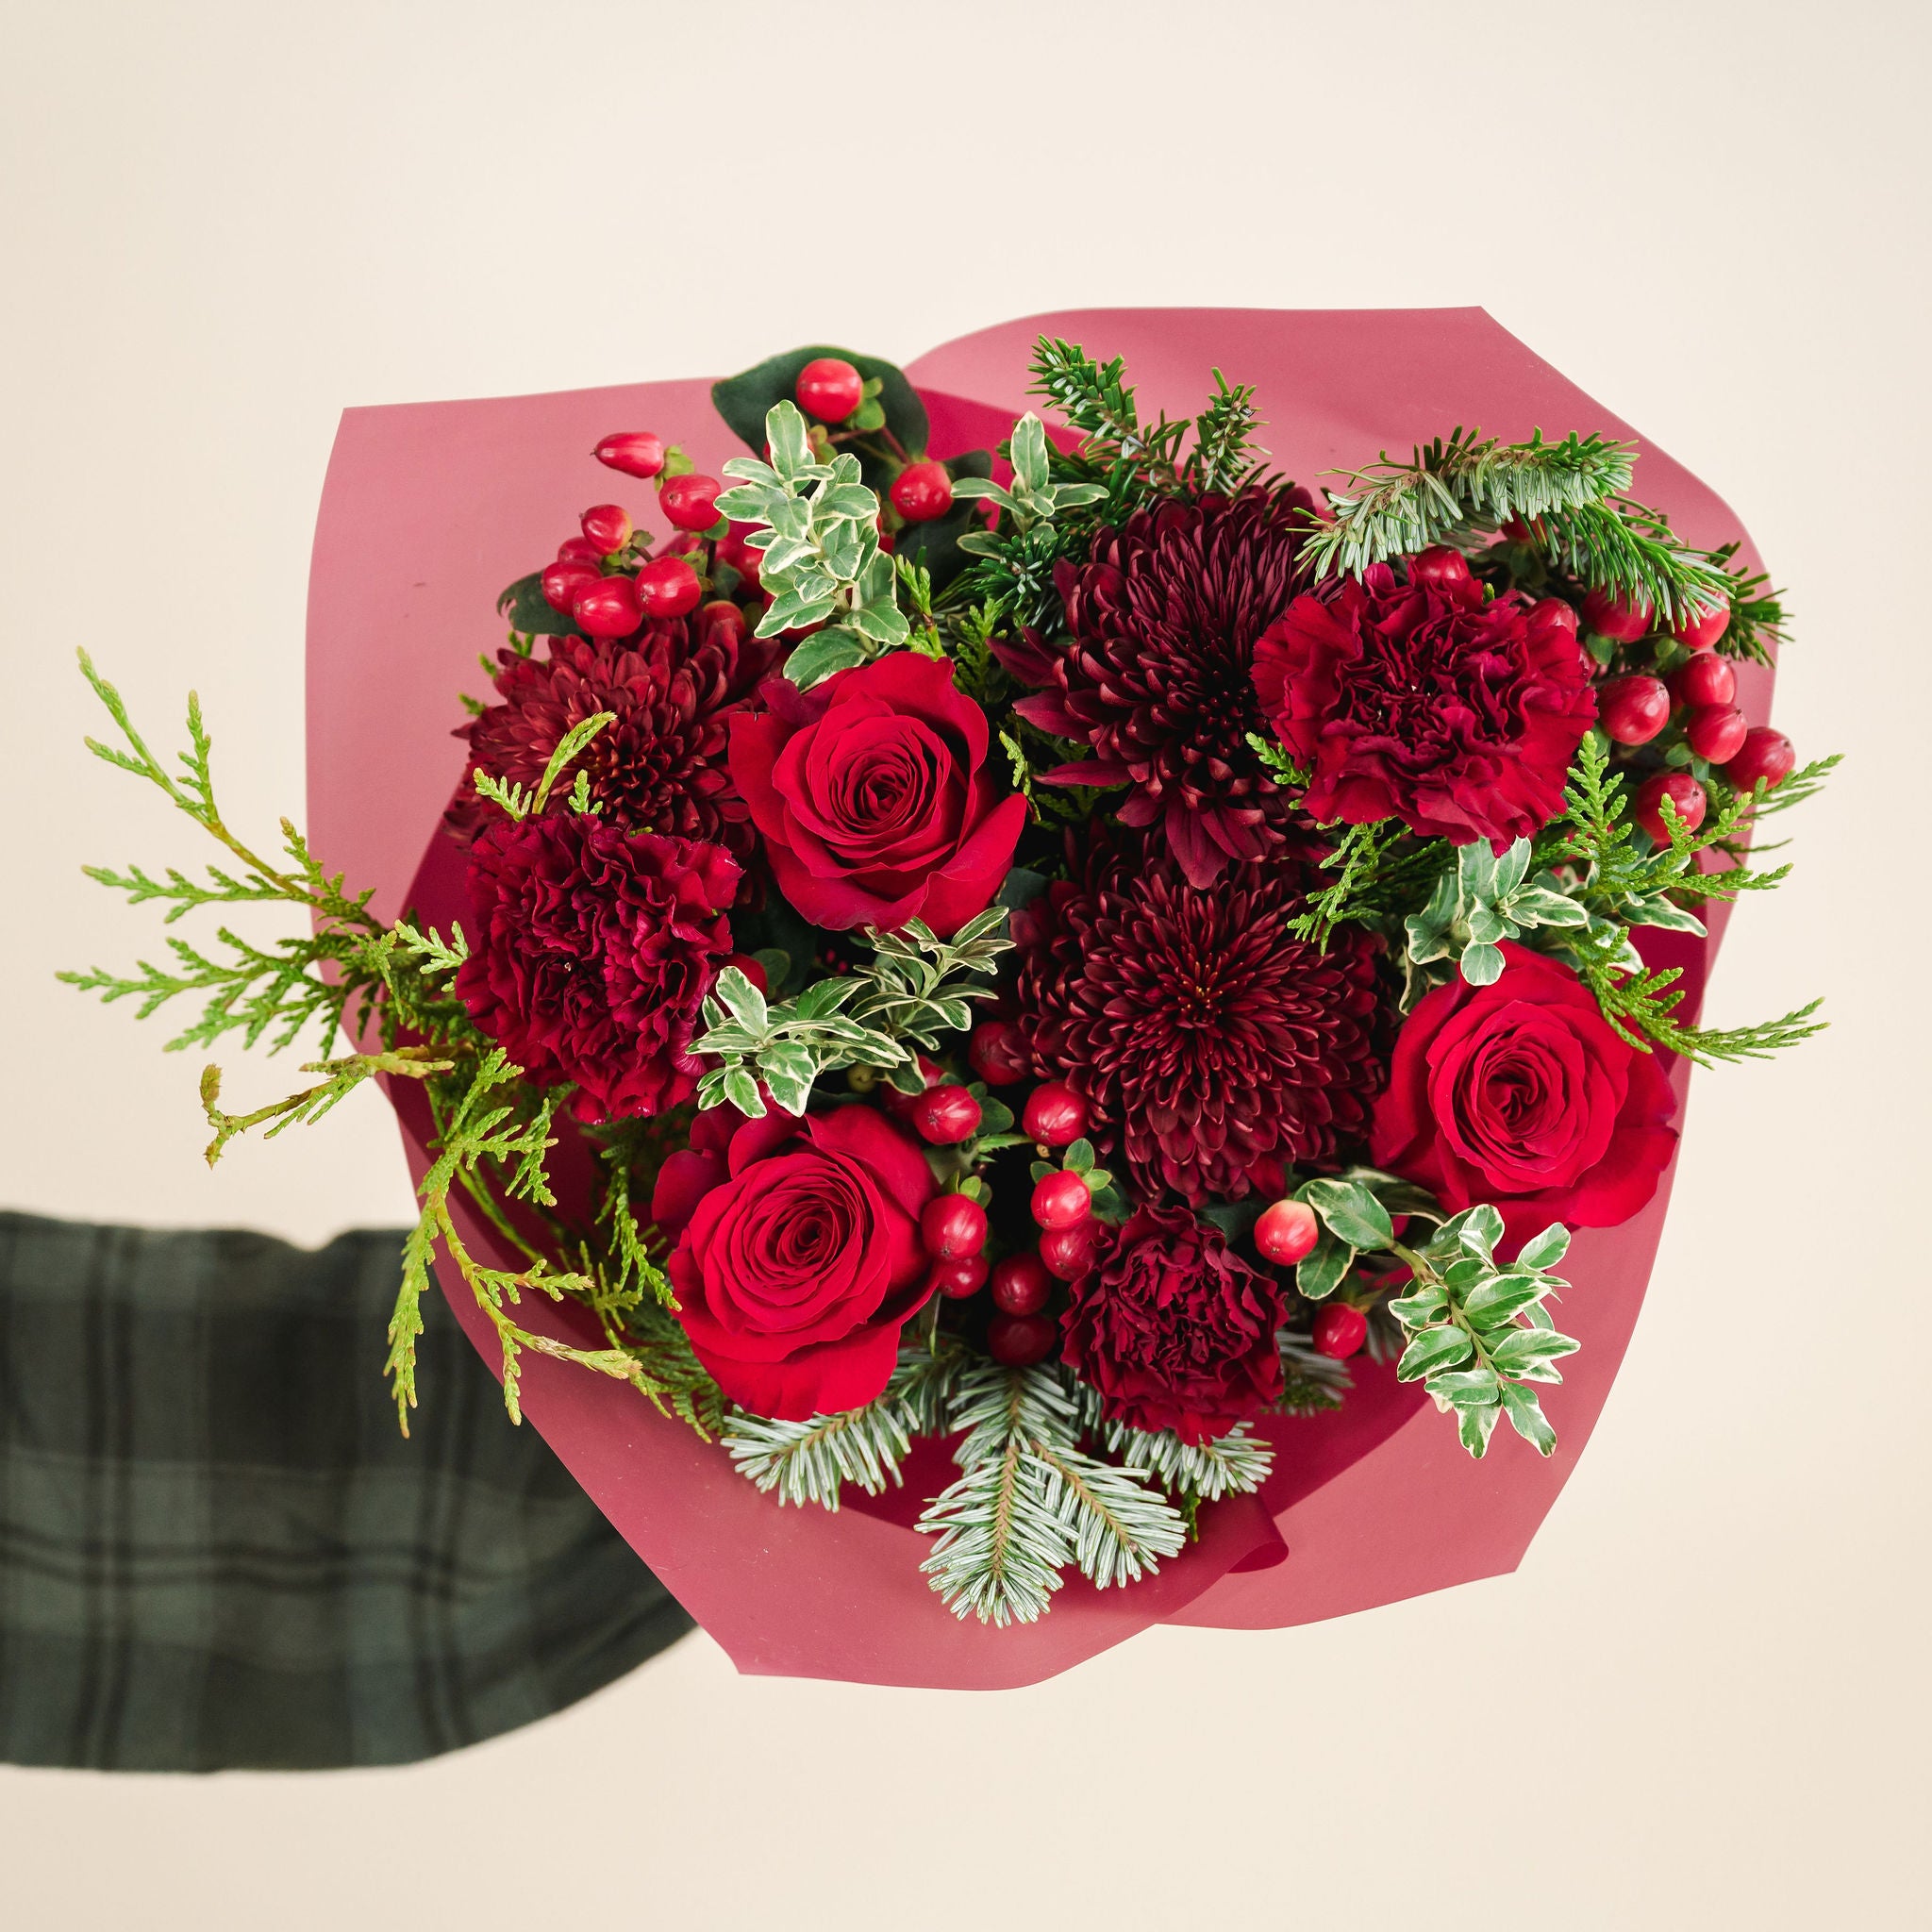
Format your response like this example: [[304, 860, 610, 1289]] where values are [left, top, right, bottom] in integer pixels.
[[1008, 832, 1384, 1205], [728, 650, 1025, 937], [455, 813, 739, 1124], [1252, 561, 1595, 847], [660, 1105, 937, 1420], [453, 606, 776, 853], [1007, 491, 1314, 889], [1371, 941, 1678, 1250], [1059, 1206, 1284, 1444]]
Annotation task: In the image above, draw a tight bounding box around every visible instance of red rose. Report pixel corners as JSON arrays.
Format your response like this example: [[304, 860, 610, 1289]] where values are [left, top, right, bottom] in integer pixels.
[[1252, 561, 1595, 847], [1370, 941, 1678, 1249], [455, 813, 739, 1124], [728, 651, 1026, 937], [1059, 1206, 1285, 1444], [661, 1105, 938, 1419]]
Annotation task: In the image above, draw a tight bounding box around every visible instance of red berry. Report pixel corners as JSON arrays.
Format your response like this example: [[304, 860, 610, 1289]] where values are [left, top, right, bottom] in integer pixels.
[[1685, 703, 1749, 765], [921, 1192, 989, 1260], [1674, 654, 1737, 708], [967, 1020, 1028, 1086], [659, 474, 724, 533], [927, 1256, 989, 1301], [715, 525, 763, 588], [794, 357, 864, 423], [890, 461, 954, 523], [572, 574, 641, 639], [541, 559, 601, 614], [988, 1311, 1057, 1367], [881, 1056, 944, 1120], [1254, 1197, 1320, 1266], [579, 504, 632, 556], [593, 432, 666, 479], [1534, 596, 1579, 636], [634, 556, 702, 619], [1039, 1219, 1104, 1281], [1581, 587, 1655, 642], [1023, 1082, 1088, 1148], [991, 1254, 1053, 1316], [697, 598, 747, 639], [1723, 726, 1796, 793], [1673, 598, 1731, 650], [557, 535, 604, 566], [1031, 1170, 1092, 1231], [910, 1085, 982, 1146], [1311, 1303, 1368, 1360], [1597, 674, 1672, 745], [1409, 545, 1470, 587], [1634, 771, 1707, 843]]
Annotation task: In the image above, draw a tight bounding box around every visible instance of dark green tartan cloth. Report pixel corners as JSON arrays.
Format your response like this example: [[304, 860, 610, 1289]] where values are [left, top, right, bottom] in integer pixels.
[[0, 1209, 689, 1772]]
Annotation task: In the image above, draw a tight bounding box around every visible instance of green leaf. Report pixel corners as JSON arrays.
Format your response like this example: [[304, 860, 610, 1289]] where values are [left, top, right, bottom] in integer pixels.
[[1388, 1283, 1447, 1327], [712, 965, 768, 1034], [1456, 1205, 1506, 1261], [722, 1065, 765, 1118], [1063, 1138, 1095, 1174], [1488, 1328, 1580, 1382], [1514, 1223, 1571, 1272], [1299, 1177, 1394, 1252], [1457, 1401, 1502, 1457], [1459, 941, 1506, 985], [1396, 1326, 1474, 1382], [1462, 1273, 1548, 1328], [783, 632, 871, 691], [494, 571, 582, 639], [1295, 1233, 1354, 1302], [1430, 1366, 1501, 1409], [1500, 1383, 1557, 1456]]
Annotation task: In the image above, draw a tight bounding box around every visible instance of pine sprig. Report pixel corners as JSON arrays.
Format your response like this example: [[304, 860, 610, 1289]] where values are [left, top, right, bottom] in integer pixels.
[[917, 1363, 1185, 1625]]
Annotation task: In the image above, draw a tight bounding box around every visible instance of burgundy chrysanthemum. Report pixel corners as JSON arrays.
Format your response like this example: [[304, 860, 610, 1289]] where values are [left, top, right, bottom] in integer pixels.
[[1251, 560, 1596, 847], [1005, 490, 1314, 889], [1059, 1205, 1285, 1444], [455, 812, 740, 1125], [1008, 833, 1386, 1205], [451, 606, 777, 853]]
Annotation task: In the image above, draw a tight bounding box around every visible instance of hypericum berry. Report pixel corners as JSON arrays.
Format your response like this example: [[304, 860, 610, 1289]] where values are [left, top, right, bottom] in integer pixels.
[[714, 526, 763, 588], [1723, 726, 1796, 793], [890, 461, 953, 523], [1634, 771, 1707, 843], [928, 1256, 989, 1301], [1030, 1169, 1092, 1231], [1023, 1082, 1088, 1148], [881, 1056, 944, 1120], [572, 574, 642, 639], [921, 1192, 989, 1261], [698, 598, 746, 638], [1311, 1303, 1369, 1360], [988, 1311, 1058, 1367], [991, 1253, 1053, 1316], [1408, 545, 1470, 587], [794, 357, 864, 423], [1673, 598, 1731, 651], [1254, 1197, 1320, 1266], [1039, 1219, 1104, 1281], [659, 474, 724, 533], [1674, 653, 1737, 708], [1581, 587, 1655, 642], [1534, 595, 1579, 636], [911, 1085, 982, 1146], [593, 431, 666, 479], [1598, 674, 1672, 745], [579, 504, 633, 556], [557, 535, 604, 566], [967, 1019, 1028, 1087], [1686, 703, 1749, 764], [634, 555, 702, 619], [541, 559, 601, 613]]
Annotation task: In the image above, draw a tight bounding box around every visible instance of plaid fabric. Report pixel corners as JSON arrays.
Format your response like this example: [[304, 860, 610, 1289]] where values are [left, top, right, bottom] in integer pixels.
[[0, 1209, 689, 1772]]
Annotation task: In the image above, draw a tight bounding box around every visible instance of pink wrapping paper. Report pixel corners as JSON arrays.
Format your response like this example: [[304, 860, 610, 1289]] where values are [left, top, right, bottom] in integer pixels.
[[307, 308, 1773, 1687]]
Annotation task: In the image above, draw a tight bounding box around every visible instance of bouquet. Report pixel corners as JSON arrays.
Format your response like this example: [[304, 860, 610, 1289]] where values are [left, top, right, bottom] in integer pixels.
[[68, 309, 1832, 1681]]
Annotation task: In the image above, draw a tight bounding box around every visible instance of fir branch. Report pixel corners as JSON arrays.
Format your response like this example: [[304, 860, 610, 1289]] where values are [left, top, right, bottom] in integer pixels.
[[1184, 369, 1266, 496], [1276, 1338, 1352, 1416], [1101, 1418, 1274, 1503]]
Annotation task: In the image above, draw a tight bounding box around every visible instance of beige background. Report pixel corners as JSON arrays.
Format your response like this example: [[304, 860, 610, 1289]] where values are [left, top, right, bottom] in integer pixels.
[[2, 1, 1926, 1925]]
